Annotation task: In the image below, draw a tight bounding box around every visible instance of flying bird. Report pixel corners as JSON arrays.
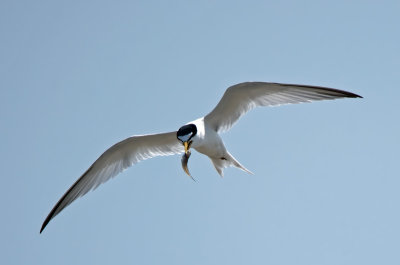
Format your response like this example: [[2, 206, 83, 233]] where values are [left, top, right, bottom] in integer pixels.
[[40, 82, 361, 233]]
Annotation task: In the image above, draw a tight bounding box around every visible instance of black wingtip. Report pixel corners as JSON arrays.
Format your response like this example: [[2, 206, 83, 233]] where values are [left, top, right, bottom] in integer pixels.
[[39, 165, 96, 234], [40, 207, 58, 234], [40, 217, 50, 234], [347, 92, 363, 98], [329, 89, 363, 99], [277, 82, 363, 99], [334, 90, 363, 99]]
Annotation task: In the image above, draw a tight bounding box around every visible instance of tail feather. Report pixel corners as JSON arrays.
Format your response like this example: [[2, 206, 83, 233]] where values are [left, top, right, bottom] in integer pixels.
[[210, 152, 253, 177], [230, 155, 254, 175]]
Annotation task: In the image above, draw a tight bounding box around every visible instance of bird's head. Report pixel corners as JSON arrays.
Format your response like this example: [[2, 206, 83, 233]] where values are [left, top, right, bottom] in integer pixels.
[[177, 124, 197, 154]]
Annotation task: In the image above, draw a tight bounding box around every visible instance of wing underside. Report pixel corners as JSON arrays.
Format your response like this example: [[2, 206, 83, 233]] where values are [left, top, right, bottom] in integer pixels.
[[205, 82, 362, 132], [40, 131, 182, 233]]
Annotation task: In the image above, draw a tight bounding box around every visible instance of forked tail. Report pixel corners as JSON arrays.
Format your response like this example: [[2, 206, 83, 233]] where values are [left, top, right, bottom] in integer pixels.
[[210, 151, 253, 177]]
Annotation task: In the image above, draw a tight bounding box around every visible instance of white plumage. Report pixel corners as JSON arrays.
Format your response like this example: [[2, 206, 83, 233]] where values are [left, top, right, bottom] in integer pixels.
[[40, 82, 361, 233]]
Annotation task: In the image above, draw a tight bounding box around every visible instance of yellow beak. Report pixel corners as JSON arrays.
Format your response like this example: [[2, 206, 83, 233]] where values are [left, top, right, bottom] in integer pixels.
[[184, 141, 190, 154]]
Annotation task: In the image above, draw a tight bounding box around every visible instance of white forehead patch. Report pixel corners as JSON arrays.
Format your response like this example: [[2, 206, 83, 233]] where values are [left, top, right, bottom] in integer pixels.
[[178, 133, 192, 142]]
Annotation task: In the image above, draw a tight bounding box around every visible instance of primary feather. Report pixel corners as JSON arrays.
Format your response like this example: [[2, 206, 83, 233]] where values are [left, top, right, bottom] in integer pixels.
[[40, 132, 182, 233], [205, 82, 361, 133]]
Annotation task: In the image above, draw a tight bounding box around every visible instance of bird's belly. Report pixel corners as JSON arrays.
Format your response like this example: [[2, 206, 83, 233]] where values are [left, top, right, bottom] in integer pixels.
[[193, 139, 226, 159], [189, 118, 227, 159]]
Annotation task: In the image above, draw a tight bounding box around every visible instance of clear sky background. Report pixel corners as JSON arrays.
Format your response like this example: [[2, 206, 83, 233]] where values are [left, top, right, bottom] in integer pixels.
[[1, 1, 399, 264]]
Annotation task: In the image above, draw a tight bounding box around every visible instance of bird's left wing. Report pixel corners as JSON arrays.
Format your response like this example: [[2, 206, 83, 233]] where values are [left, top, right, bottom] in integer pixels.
[[204, 82, 362, 133], [41, 131, 182, 233]]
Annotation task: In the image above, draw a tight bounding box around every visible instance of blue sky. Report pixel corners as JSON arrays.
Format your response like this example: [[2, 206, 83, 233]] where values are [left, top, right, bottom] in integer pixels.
[[1, 1, 399, 264]]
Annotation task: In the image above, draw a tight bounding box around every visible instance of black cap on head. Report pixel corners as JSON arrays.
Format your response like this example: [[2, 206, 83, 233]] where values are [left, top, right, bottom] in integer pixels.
[[177, 124, 197, 142]]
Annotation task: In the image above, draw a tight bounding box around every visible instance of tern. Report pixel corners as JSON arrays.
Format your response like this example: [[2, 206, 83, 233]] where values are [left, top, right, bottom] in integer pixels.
[[40, 82, 361, 233]]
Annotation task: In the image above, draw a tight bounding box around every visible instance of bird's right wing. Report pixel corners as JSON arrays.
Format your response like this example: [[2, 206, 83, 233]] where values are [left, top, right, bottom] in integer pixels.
[[204, 82, 362, 133], [41, 131, 182, 233]]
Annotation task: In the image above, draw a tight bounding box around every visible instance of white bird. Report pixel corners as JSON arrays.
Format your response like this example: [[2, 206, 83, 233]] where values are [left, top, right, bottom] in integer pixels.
[[40, 82, 361, 233]]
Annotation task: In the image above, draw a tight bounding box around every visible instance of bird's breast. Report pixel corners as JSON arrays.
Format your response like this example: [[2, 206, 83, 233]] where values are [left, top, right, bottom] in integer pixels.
[[191, 123, 227, 158]]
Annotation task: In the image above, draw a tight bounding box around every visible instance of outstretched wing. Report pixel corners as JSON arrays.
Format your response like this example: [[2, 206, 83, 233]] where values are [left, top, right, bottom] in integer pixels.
[[41, 131, 182, 233], [205, 82, 362, 132]]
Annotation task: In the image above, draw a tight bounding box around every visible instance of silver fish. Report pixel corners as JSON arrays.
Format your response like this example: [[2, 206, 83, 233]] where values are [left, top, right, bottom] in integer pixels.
[[181, 151, 195, 181]]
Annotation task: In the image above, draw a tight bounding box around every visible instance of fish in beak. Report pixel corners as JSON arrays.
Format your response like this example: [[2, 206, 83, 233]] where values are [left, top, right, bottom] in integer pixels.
[[181, 149, 195, 181]]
